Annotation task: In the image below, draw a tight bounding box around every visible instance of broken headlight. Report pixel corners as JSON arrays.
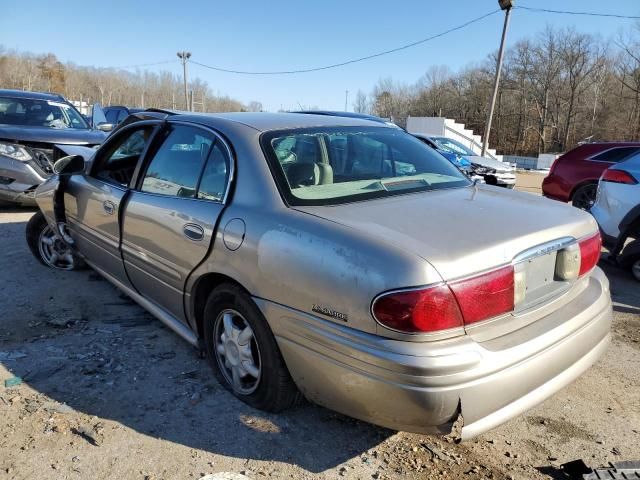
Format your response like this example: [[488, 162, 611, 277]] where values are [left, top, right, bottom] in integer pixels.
[[470, 163, 495, 175], [0, 142, 32, 162]]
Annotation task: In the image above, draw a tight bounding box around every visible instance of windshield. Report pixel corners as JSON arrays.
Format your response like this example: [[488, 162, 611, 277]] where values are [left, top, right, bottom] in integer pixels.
[[262, 127, 470, 206], [0, 96, 89, 129], [432, 137, 476, 156]]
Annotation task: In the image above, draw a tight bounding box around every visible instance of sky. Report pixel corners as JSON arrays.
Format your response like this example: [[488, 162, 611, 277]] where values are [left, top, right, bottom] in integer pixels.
[[2, 0, 639, 111]]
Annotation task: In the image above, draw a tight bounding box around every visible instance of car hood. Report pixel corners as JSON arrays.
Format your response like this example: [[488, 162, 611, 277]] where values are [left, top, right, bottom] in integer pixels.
[[0, 125, 106, 145], [466, 155, 513, 172], [295, 185, 597, 280]]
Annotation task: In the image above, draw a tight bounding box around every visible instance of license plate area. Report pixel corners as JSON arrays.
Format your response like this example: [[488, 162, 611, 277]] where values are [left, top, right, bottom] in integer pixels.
[[514, 250, 570, 312]]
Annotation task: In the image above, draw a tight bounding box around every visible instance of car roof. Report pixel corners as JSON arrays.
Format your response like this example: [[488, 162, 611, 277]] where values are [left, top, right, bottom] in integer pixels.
[[292, 110, 390, 124], [166, 111, 390, 132], [0, 89, 66, 102], [104, 105, 145, 113]]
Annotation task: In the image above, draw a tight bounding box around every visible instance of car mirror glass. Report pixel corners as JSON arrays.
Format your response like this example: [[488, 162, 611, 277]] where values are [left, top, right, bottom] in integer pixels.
[[53, 155, 85, 176]]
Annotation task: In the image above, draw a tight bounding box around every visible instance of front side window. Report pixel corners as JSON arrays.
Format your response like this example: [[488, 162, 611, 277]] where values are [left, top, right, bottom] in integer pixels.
[[262, 126, 470, 206], [95, 126, 154, 186], [0, 96, 88, 129], [141, 125, 214, 198]]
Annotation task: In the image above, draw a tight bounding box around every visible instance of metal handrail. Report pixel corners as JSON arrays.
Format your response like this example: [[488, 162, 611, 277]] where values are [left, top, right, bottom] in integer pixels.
[[443, 125, 498, 160]]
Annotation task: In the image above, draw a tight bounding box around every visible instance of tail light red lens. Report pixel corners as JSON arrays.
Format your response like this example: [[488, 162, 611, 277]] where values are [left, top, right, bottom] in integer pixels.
[[372, 265, 515, 334], [449, 265, 515, 326], [602, 169, 637, 185], [578, 232, 601, 276], [372, 284, 464, 333]]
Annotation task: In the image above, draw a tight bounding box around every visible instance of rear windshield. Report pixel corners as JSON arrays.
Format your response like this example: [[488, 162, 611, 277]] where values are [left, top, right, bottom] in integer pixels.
[[262, 126, 470, 206], [0, 96, 88, 129]]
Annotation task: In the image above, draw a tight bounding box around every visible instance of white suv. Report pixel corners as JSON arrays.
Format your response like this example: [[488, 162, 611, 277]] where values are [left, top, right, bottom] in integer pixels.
[[591, 152, 640, 280]]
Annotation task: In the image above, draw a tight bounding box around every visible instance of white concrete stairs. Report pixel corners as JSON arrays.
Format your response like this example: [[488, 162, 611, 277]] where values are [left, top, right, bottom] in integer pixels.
[[406, 117, 503, 162]]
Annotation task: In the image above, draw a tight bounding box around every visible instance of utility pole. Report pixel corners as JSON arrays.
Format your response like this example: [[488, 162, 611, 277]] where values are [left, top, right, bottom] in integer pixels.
[[177, 51, 191, 111], [481, 0, 513, 157], [344, 90, 349, 111]]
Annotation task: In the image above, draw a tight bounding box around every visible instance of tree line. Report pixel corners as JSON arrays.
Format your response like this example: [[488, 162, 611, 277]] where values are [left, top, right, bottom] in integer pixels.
[[356, 26, 640, 156], [0, 47, 262, 113]]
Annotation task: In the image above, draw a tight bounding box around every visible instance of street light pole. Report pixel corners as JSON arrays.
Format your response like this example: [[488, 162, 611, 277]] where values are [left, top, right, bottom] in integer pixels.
[[481, 1, 513, 157], [177, 51, 191, 111]]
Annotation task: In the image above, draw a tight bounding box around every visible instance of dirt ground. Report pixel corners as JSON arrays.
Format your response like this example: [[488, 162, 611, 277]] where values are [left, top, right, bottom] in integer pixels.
[[0, 199, 638, 480], [515, 170, 545, 195]]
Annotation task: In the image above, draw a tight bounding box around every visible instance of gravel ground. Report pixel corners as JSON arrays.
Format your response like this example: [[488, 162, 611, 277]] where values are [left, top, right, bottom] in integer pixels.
[[0, 205, 638, 480]]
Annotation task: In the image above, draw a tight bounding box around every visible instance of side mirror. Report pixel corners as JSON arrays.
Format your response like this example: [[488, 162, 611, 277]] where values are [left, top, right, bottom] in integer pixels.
[[96, 122, 114, 132], [53, 155, 86, 176]]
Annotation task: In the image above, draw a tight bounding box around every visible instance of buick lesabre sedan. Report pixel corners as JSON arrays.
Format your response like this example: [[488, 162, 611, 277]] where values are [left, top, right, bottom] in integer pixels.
[[26, 111, 612, 440]]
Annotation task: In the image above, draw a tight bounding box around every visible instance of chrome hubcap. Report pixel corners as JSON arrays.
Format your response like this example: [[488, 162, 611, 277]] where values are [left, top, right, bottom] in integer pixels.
[[38, 225, 74, 270], [214, 309, 261, 395]]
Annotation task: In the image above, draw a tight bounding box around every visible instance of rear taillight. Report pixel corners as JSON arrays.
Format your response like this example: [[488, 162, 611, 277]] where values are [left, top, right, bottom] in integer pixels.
[[449, 265, 515, 326], [372, 284, 464, 333], [372, 265, 515, 334], [602, 169, 637, 185], [578, 232, 601, 276]]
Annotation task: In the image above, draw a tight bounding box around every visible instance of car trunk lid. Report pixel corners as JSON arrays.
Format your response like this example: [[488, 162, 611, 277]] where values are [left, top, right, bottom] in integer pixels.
[[295, 185, 599, 338]]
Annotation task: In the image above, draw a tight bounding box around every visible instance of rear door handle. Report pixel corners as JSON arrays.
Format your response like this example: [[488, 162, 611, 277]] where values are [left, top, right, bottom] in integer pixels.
[[103, 200, 116, 215], [183, 223, 204, 241]]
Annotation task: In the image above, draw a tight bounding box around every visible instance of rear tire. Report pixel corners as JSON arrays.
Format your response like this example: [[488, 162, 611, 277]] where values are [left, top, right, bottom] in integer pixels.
[[203, 283, 301, 412], [571, 183, 597, 211], [26, 212, 84, 270]]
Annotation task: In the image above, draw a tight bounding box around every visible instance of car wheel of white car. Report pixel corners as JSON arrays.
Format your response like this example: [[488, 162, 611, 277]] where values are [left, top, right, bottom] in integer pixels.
[[572, 184, 597, 210], [26, 212, 83, 271], [203, 283, 302, 412]]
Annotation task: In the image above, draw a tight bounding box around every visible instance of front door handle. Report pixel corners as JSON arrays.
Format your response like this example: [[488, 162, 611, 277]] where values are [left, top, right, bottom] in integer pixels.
[[183, 223, 204, 241], [103, 200, 116, 215]]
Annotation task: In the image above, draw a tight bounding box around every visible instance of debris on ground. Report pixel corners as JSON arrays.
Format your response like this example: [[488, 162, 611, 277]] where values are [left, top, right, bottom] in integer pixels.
[[4, 376, 22, 388]]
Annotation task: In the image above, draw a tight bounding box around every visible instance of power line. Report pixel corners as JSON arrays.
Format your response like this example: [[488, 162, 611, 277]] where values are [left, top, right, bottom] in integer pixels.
[[516, 5, 640, 20], [190, 9, 501, 75]]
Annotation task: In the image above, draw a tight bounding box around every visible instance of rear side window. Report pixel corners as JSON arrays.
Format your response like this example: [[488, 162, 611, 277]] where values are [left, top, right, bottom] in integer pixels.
[[591, 147, 640, 163], [197, 143, 230, 202], [141, 125, 213, 198]]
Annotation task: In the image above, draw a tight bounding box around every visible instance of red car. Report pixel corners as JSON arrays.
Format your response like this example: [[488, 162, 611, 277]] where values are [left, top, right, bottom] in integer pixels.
[[542, 142, 640, 209]]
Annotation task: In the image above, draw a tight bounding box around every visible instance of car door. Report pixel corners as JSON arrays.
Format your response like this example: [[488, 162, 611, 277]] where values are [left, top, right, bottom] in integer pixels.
[[64, 120, 161, 287], [121, 121, 232, 322]]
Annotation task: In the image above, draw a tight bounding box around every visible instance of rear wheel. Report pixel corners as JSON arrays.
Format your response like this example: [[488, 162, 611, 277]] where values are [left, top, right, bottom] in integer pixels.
[[26, 212, 83, 270], [203, 284, 301, 412], [571, 183, 597, 210]]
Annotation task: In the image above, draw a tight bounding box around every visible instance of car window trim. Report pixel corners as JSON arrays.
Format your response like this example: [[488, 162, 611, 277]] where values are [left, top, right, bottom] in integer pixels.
[[89, 119, 165, 188], [133, 119, 235, 205], [587, 146, 640, 163]]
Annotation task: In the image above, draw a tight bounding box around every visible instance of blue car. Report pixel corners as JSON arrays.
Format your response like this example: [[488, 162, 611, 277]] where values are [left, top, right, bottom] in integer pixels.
[[412, 134, 472, 172], [413, 134, 516, 188]]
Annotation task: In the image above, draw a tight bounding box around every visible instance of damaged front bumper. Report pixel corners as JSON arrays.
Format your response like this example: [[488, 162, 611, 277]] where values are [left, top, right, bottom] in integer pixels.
[[256, 267, 611, 439], [0, 154, 48, 206]]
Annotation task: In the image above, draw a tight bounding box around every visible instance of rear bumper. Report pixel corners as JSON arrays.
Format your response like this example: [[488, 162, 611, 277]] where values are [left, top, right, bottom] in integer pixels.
[[0, 155, 46, 206], [257, 267, 612, 439]]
